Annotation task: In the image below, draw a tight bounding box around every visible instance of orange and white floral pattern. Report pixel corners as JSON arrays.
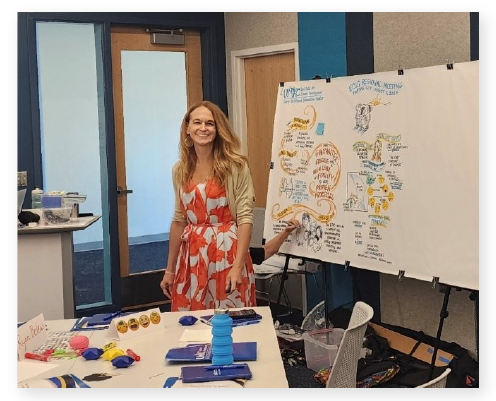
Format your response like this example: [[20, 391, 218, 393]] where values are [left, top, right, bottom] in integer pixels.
[[171, 178, 256, 311]]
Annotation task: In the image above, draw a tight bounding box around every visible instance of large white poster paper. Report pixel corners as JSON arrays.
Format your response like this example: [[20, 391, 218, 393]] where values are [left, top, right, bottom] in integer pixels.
[[263, 62, 478, 290]]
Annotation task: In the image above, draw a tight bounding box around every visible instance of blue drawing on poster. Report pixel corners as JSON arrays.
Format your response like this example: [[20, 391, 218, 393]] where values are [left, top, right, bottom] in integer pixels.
[[315, 122, 325, 135]]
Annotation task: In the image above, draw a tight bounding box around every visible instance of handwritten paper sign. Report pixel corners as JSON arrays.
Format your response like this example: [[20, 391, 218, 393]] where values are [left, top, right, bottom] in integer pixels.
[[17, 314, 47, 360], [108, 308, 163, 340]]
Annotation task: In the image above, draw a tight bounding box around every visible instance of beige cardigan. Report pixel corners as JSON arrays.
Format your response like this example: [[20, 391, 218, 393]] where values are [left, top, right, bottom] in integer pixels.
[[172, 162, 255, 226]]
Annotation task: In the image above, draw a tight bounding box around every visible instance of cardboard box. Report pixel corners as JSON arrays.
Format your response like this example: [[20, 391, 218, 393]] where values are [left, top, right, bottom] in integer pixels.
[[369, 323, 454, 367]]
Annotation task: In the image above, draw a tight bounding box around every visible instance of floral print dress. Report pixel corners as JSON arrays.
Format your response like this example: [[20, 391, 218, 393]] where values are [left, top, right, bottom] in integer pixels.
[[171, 177, 256, 311]]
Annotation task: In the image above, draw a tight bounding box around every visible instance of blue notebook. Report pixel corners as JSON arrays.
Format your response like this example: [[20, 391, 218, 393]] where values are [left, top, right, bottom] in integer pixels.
[[85, 311, 131, 327], [165, 342, 257, 362], [71, 317, 111, 331], [86, 313, 117, 327], [181, 364, 252, 383]]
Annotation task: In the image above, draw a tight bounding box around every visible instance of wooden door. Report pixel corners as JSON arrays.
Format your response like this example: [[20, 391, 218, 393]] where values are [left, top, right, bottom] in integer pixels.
[[244, 52, 295, 207], [111, 26, 202, 310]]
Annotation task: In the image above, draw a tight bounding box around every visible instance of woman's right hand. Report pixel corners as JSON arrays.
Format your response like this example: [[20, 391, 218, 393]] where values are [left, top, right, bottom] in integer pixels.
[[160, 270, 175, 299]]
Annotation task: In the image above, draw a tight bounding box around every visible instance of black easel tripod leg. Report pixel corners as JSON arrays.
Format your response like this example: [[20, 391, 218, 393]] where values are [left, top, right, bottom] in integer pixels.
[[469, 290, 479, 362], [429, 285, 451, 380], [474, 291, 479, 362], [275, 255, 291, 318], [323, 262, 329, 329]]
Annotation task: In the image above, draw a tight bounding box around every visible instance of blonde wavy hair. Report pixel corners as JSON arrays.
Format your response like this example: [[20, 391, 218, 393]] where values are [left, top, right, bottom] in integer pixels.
[[176, 101, 248, 188]]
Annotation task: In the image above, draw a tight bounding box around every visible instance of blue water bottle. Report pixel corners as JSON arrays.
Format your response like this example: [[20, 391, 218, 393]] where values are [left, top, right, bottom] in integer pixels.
[[211, 308, 234, 365]]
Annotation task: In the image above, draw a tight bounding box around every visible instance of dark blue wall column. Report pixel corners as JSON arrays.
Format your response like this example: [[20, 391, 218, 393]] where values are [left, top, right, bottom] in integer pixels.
[[344, 12, 380, 322], [297, 12, 354, 317], [470, 12, 479, 61], [297, 12, 380, 322], [345, 12, 374, 76]]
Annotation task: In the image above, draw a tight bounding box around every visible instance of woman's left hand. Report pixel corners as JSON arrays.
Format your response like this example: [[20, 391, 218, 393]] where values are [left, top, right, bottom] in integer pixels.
[[226, 264, 243, 294]]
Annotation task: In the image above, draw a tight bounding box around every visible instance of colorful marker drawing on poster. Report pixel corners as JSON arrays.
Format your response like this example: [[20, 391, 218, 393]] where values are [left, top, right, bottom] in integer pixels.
[[344, 133, 407, 228], [271, 105, 341, 242], [278, 105, 317, 176], [295, 212, 323, 252], [354, 96, 392, 133]]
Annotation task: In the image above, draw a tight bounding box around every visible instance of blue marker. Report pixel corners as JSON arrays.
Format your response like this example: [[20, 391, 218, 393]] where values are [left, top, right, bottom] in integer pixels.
[[235, 320, 260, 327]]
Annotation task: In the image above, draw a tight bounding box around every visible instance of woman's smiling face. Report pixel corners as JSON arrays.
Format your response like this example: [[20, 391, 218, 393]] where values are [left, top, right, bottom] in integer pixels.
[[188, 106, 217, 147]]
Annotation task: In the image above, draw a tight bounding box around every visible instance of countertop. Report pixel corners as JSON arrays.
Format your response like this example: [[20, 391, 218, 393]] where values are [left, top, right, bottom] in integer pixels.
[[17, 215, 101, 235]]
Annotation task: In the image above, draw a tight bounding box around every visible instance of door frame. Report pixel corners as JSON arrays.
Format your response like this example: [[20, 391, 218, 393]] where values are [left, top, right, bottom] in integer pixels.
[[231, 42, 299, 155]]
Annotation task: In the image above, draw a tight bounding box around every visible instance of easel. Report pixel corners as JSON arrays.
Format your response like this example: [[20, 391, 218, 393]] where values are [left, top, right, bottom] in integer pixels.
[[428, 281, 450, 381], [274, 254, 291, 318], [273, 254, 327, 321], [427, 280, 479, 381]]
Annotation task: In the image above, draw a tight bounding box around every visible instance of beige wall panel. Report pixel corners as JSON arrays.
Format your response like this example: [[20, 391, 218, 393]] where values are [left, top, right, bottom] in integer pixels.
[[374, 12, 471, 72], [381, 274, 476, 355], [224, 12, 298, 119]]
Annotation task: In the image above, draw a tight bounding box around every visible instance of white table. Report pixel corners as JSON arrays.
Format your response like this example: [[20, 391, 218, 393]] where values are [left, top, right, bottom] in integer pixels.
[[17, 307, 289, 388], [17, 216, 101, 321]]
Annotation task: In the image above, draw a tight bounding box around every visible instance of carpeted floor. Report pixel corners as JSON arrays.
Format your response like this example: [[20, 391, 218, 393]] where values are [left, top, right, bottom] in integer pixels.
[[272, 307, 325, 388], [73, 249, 105, 306], [73, 241, 169, 306]]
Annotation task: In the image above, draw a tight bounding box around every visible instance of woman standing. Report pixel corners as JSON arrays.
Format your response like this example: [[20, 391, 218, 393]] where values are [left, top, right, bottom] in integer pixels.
[[160, 101, 256, 311]]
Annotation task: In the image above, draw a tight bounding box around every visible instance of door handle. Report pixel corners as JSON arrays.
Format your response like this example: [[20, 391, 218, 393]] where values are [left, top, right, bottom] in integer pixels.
[[117, 186, 134, 197]]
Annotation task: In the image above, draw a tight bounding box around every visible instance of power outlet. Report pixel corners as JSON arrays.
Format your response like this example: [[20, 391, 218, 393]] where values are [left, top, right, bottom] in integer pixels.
[[18, 171, 28, 187]]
